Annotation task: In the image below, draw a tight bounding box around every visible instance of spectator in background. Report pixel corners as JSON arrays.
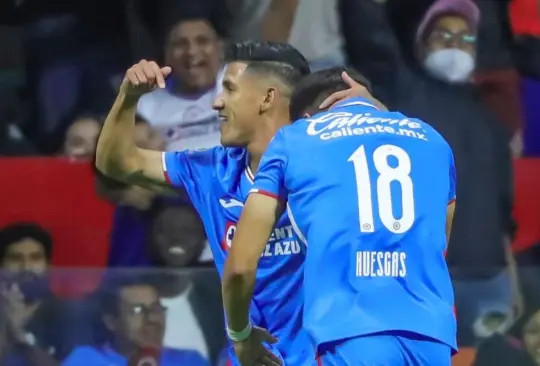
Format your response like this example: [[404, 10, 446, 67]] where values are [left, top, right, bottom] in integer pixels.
[[133, 115, 166, 152], [147, 200, 223, 363], [340, 0, 516, 346], [137, 12, 224, 151], [474, 304, 540, 366], [62, 276, 208, 366], [0, 89, 36, 156], [61, 114, 102, 161], [0, 223, 76, 365], [229, 0, 345, 71]]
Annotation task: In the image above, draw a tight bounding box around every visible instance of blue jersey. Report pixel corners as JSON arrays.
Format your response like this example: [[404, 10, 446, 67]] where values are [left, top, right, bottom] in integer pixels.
[[251, 98, 457, 352], [162, 148, 313, 365]]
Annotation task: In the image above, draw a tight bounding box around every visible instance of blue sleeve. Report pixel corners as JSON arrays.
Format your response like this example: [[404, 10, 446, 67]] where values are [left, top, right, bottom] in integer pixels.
[[250, 129, 288, 200], [162, 147, 222, 201], [449, 149, 456, 203]]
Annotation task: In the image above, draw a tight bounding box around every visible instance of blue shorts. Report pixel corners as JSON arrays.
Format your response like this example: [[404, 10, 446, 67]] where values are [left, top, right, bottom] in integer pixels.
[[317, 332, 452, 366]]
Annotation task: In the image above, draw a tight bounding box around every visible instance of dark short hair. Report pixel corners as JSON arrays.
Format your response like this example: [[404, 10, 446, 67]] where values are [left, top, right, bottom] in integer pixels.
[[0, 223, 53, 262], [224, 41, 310, 89], [289, 67, 372, 120]]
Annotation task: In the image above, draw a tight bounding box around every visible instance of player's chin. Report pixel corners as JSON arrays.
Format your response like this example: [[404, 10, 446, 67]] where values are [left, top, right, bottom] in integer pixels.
[[220, 135, 243, 147], [219, 127, 242, 147]]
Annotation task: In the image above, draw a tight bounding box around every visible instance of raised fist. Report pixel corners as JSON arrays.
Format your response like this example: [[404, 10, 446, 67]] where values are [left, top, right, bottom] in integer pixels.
[[122, 60, 172, 97]]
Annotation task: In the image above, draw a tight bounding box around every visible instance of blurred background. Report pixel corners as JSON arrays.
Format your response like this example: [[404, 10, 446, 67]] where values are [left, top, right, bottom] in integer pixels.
[[0, 0, 539, 365]]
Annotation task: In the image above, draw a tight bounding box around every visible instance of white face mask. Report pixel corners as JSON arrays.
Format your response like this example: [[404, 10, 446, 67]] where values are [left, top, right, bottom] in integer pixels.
[[423, 48, 475, 83]]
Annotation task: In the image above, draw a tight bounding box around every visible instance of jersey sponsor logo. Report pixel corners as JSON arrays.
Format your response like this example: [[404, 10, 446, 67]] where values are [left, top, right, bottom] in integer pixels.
[[221, 221, 301, 257], [305, 112, 428, 142], [355, 250, 407, 278]]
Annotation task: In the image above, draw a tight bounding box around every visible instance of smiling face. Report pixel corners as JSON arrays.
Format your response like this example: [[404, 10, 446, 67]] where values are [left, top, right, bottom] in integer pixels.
[[212, 62, 266, 147], [151, 205, 205, 267], [165, 19, 222, 93]]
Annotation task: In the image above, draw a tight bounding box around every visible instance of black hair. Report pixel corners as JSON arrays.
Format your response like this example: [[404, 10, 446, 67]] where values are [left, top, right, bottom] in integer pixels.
[[224, 41, 310, 90], [0, 222, 53, 262], [160, 5, 228, 47], [289, 67, 372, 121], [100, 272, 161, 316]]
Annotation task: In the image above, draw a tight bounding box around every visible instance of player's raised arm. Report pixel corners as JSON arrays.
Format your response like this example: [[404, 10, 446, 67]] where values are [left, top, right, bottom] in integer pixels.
[[95, 60, 172, 193]]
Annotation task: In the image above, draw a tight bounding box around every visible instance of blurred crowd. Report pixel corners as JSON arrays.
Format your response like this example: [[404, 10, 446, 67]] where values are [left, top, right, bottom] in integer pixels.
[[1, 0, 540, 365]]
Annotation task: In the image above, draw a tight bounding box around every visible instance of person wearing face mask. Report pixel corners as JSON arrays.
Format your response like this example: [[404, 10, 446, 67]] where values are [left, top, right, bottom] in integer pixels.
[[340, 0, 517, 347], [417, 1, 477, 83]]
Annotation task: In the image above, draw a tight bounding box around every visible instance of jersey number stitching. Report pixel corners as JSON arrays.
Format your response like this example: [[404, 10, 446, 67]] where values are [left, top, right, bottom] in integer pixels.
[[348, 144, 415, 234]]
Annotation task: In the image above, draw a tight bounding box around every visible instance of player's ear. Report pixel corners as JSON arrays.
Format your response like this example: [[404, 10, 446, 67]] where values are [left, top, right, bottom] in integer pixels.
[[260, 87, 276, 113], [303, 113, 311, 118]]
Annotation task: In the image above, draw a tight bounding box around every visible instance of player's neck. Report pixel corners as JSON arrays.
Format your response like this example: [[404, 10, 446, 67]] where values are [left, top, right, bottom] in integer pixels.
[[246, 133, 272, 174], [246, 114, 287, 173], [247, 146, 263, 174]]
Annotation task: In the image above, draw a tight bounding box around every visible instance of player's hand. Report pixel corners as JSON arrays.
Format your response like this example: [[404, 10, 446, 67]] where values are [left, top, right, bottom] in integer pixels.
[[233, 326, 282, 366], [319, 71, 367, 109], [121, 60, 172, 97]]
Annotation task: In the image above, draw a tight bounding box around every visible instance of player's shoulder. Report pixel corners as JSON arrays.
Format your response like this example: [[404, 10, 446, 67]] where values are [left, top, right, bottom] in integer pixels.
[[400, 114, 452, 150]]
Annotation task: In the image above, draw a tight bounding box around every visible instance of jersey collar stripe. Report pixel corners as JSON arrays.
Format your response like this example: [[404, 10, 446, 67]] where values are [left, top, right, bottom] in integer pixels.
[[161, 152, 172, 183], [286, 204, 307, 246], [334, 101, 378, 110], [245, 167, 255, 183]]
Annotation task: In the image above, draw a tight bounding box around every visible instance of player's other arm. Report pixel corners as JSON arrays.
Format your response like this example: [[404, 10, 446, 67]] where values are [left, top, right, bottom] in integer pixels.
[[222, 130, 288, 335], [95, 60, 173, 193], [223, 194, 285, 332]]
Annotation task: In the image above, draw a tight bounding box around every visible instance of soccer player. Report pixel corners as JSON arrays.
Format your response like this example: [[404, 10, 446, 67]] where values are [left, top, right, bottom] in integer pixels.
[[95, 41, 362, 366], [223, 67, 458, 365]]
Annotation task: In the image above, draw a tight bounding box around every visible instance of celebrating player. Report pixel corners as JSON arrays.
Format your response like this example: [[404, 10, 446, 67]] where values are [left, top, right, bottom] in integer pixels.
[[96, 41, 363, 366], [223, 67, 457, 365]]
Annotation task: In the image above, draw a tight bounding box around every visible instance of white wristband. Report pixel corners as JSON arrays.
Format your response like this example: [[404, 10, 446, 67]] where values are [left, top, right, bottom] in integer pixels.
[[227, 321, 253, 342]]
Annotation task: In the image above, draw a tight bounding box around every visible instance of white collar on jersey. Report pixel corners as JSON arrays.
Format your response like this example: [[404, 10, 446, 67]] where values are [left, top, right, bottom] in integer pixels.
[[330, 97, 378, 111], [244, 154, 255, 183]]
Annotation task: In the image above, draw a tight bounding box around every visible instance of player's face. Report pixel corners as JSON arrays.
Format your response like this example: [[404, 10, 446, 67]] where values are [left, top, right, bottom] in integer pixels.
[[106, 285, 166, 347], [213, 62, 264, 147], [165, 19, 221, 93], [524, 310, 540, 364]]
